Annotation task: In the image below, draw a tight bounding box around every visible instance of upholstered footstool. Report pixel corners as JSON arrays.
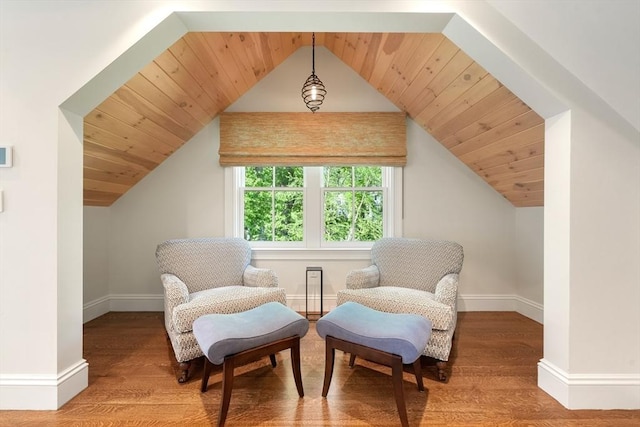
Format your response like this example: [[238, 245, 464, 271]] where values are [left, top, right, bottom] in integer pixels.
[[316, 302, 432, 427], [193, 302, 309, 427]]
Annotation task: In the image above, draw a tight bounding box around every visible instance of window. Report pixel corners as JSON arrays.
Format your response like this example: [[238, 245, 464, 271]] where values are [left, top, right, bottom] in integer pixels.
[[228, 166, 401, 249], [243, 166, 304, 242], [323, 166, 383, 242]]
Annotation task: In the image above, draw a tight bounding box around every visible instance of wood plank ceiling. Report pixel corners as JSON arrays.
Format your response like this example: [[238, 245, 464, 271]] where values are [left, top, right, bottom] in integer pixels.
[[84, 32, 544, 207]]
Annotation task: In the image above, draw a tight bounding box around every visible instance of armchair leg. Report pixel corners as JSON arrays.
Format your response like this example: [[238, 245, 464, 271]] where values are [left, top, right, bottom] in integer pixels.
[[436, 360, 447, 382], [178, 361, 191, 383]]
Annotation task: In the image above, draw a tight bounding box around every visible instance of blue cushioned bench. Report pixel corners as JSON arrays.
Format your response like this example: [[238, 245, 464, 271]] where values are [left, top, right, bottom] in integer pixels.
[[193, 302, 309, 427], [316, 302, 432, 427]]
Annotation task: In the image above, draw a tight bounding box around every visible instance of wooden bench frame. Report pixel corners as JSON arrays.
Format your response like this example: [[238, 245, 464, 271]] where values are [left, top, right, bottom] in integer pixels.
[[201, 336, 304, 427], [321, 335, 424, 427]]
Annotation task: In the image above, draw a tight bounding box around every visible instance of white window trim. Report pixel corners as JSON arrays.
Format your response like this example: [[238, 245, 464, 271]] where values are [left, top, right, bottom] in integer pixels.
[[224, 166, 403, 260]]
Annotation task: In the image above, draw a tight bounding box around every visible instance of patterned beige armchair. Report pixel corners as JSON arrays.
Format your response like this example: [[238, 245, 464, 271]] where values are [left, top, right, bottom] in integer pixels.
[[156, 237, 286, 383], [337, 237, 463, 381]]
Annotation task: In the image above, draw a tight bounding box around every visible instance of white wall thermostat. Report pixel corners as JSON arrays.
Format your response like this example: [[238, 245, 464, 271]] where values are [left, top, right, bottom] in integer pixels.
[[0, 146, 13, 167]]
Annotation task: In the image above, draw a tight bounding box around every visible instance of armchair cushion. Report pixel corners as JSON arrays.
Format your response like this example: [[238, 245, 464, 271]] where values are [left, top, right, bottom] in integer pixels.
[[337, 286, 454, 331], [172, 286, 287, 334]]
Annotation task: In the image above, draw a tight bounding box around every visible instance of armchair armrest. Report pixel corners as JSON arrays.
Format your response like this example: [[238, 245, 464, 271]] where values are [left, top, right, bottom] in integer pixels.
[[243, 265, 279, 287], [434, 273, 459, 308], [346, 265, 380, 289], [160, 273, 189, 316]]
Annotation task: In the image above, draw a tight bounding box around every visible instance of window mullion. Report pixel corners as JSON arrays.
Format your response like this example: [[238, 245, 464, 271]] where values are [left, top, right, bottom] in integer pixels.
[[270, 189, 275, 242], [350, 168, 355, 242], [271, 168, 276, 242], [306, 167, 321, 248]]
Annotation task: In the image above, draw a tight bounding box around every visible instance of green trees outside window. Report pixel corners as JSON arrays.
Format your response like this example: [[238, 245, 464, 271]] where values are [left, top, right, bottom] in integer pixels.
[[242, 166, 384, 243], [244, 167, 304, 241], [323, 166, 383, 242]]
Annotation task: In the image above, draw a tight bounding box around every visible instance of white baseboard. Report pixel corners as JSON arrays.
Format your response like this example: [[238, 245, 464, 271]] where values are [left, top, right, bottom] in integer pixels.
[[457, 293, 517, 311], [109, 293, 164, 312], [83, 295, 110, 323], [286, 294, 337, 314], [0, 359, 88, 410], [538, 358, 640, 409], [514, 295, 544, 323], [84, 293, 543, 323], [458, 293, 543, 323], [83, 294, 164, 323]]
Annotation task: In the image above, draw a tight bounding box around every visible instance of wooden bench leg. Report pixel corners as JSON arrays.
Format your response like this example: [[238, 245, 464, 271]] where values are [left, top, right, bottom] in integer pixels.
[[349, 353, 357, 368], [413, 358, 424, 392], [290, 337, 304, 397], [218, 357, 235, 427], [201, 357, 212, 392], [321, 339, 336, 397], [391, 358, 409, 427]]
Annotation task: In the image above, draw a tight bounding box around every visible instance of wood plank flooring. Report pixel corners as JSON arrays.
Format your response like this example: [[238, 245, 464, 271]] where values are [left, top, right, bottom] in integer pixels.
[[2, 311, 639, 426]]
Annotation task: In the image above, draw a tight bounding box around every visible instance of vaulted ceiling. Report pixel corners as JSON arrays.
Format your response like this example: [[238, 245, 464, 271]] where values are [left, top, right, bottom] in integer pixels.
[[84, 32, 544, 207]]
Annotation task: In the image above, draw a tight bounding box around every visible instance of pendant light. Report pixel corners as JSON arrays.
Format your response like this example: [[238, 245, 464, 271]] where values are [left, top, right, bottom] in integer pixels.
[[301, 32, 326, 113]]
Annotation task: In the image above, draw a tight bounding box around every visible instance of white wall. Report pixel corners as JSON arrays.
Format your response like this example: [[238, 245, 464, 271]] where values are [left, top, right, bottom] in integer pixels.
[[109, 120, 224, 297], [540, 106, 640, 409], [403, 120, 518, 303], [487, 0, 640, 132], [567, 107, 640, 377], [83, 45, 526, 318], [83, 207, 111, 320], [565, 107, 639, 402], [515, 207, 544, 304]]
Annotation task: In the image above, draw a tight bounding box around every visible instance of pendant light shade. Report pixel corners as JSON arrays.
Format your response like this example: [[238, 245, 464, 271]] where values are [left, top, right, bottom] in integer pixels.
[[301, 33, 326, 113]]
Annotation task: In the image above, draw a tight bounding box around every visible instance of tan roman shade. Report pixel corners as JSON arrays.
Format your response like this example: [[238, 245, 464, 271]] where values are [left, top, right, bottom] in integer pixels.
[[219, 112, 406, 166]]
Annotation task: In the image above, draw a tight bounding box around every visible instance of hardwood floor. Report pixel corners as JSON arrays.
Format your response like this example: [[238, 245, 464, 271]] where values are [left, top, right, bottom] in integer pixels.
[[2, 311, 639, 426]]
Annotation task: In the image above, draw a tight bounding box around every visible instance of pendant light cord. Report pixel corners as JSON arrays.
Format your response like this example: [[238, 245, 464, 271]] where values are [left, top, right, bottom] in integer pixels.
[[312, 32, 316, 74]]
